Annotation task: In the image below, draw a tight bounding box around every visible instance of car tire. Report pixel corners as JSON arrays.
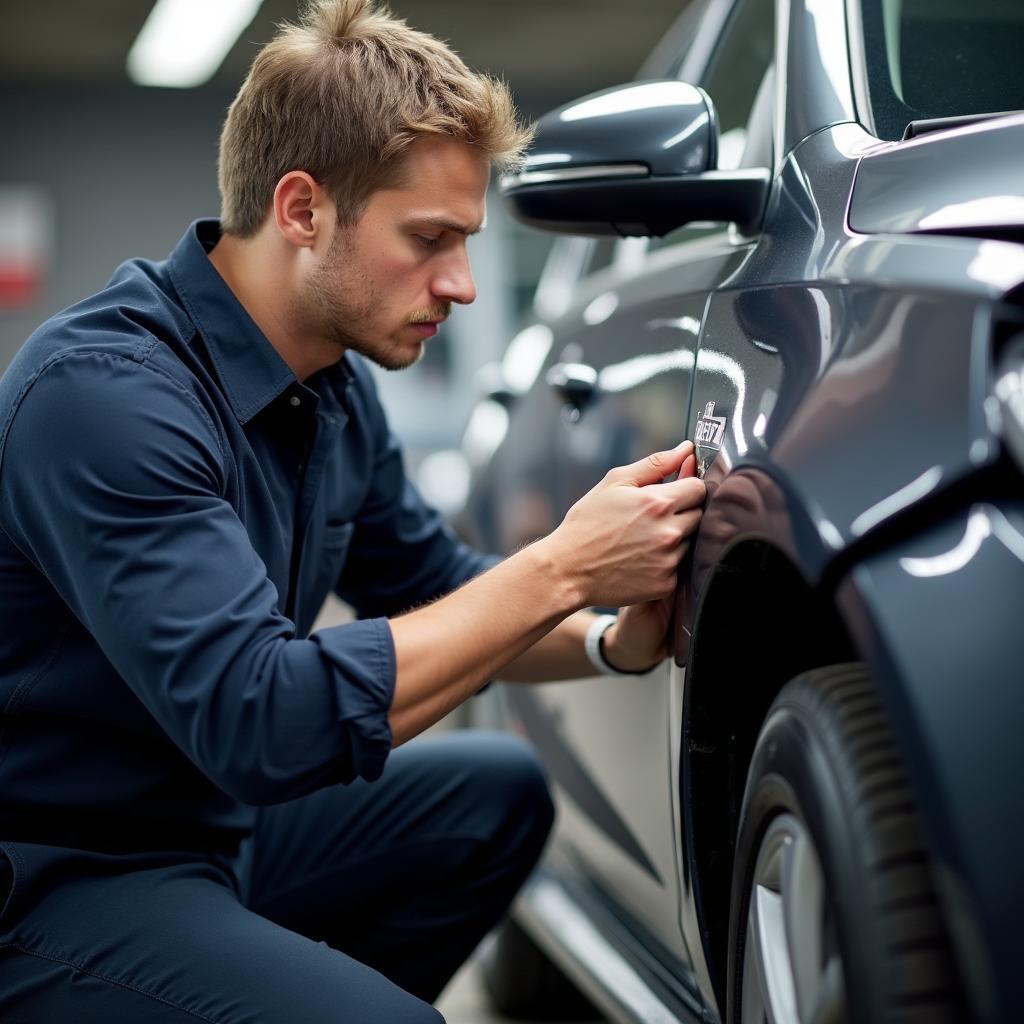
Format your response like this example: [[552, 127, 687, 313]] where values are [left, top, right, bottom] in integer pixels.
[[726, 663, 963, 1024], [479, 916, 598, 1021]]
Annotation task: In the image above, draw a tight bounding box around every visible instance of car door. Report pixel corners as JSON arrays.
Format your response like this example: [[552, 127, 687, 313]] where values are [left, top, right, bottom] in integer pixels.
[[500, 0, 776, 970]]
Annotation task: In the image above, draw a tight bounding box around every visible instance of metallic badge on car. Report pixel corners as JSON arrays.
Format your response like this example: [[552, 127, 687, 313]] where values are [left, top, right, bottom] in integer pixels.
[[694, 400, 727, 478]]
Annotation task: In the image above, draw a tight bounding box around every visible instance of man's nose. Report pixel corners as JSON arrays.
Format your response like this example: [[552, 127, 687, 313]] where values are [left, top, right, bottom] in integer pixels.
[[433, 250, 477, 306]]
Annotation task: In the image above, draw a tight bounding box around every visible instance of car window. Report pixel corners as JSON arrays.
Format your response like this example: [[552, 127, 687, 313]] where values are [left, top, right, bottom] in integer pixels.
[[702, 0, 776, 170], [650, 0, 775, 252], [859, 0, 1024, 141]]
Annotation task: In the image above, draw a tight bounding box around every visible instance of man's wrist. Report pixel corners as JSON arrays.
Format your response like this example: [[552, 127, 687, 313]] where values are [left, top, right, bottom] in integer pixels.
[[530, 532, 588, 614], [604, 618, 666, 674], [585, 615, 661, 676]]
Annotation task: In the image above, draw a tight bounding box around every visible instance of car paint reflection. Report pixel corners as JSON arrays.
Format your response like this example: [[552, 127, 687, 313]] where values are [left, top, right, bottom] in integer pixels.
[[899, 505, 1024, 579], [598, 350, 694, 394], [849, 465, 943, 537]]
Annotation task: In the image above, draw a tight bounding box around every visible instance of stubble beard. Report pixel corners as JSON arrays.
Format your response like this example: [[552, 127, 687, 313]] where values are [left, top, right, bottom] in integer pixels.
[[301, 229, 424, 373]]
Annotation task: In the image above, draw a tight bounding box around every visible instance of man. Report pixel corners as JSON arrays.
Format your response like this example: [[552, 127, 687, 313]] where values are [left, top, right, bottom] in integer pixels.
[[0, 0, 705, 1020]]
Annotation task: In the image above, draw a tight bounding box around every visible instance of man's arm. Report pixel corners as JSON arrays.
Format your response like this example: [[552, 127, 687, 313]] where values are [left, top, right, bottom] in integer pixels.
[[0, 354, 399, 800], [474, 605, 667, 683], [0, 353, 702, 790], [387, 444, 704, 743], [492, 610, 600, 682], [485, 449, 701, 684]]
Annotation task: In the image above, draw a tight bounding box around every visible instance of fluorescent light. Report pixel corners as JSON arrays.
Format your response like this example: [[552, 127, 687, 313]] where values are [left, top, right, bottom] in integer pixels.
[[127, 0, 264, 88]]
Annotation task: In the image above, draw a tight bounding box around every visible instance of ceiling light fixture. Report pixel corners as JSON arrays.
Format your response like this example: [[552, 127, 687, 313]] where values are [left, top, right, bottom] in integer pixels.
[[127, 0, 263, 88]]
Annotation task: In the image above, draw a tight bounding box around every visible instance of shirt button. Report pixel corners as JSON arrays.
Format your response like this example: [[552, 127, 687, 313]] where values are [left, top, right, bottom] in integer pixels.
[[289, 396, 301, 407]]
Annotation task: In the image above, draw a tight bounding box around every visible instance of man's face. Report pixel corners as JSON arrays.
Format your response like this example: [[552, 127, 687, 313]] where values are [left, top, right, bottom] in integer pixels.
[[300, 136, 489, 371]]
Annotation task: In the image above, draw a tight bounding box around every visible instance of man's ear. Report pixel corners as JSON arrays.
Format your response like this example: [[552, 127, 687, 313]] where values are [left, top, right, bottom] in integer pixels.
[[272, 171, 333, 249]]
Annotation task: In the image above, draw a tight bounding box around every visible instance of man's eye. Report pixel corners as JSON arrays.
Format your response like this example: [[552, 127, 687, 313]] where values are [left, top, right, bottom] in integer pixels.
[[416, 234, 441, 249]]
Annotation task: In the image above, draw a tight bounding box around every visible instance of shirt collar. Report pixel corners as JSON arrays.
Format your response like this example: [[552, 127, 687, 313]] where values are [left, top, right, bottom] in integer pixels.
[[167, 219, 300, 425]]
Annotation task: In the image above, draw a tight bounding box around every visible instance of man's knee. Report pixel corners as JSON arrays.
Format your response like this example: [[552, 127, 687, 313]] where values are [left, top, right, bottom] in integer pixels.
[[496, 732, 555, 834], [394, 999, 446, 1024], [458, 731, 555, 854]]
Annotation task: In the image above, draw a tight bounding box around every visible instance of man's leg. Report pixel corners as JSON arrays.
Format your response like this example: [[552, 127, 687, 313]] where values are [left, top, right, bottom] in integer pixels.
[[0, 846, 442, 1023], [245, 730, 555, 1002]]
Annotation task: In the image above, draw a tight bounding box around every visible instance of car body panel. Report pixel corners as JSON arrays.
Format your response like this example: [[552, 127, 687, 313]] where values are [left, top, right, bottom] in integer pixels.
[[849, 113, 1024, 236], [465, 1, 1024, 1021], [671, 119, 1020, 1020], [505, 671, 690, 962], [727, 120, 1024, 300], [836, 499, 1024, 1024], [685, 282, 994, 585], [501, 244, 751, 963], [778, 0, 856, 160]]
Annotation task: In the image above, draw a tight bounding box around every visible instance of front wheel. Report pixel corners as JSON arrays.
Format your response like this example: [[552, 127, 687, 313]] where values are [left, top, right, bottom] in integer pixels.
[[726, 664, 963, 1024]]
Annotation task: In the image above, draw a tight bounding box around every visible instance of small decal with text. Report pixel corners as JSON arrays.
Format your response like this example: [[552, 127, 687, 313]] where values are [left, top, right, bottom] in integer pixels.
[[695, 400, 726, 448]]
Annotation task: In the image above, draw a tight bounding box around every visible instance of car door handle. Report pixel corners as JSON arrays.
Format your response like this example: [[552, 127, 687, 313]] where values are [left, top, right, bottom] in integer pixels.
[[547, 362, 599, 421]]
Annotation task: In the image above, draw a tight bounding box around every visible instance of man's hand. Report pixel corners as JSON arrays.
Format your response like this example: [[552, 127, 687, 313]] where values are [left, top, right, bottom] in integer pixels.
[[600, 597, 675, 672], [539, 442, 705, 611], [599, 448, 701, 672], [388, 442, 705, 744]]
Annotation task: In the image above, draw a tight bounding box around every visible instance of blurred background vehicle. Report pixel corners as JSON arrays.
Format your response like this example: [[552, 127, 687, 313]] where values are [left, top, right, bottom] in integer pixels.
[[459, 1, 1024, 1023]]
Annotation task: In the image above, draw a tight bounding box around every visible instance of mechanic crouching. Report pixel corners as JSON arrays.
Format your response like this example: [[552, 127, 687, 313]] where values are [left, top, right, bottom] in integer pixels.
[[0, 1, 706, 1019]]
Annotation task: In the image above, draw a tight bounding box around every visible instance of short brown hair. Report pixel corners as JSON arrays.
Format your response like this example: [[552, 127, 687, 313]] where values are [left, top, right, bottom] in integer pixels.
[[218, 0, 532, 236]]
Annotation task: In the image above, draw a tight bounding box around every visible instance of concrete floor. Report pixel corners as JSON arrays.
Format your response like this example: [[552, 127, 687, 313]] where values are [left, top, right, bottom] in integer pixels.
[[436, 951, 604, 1024]]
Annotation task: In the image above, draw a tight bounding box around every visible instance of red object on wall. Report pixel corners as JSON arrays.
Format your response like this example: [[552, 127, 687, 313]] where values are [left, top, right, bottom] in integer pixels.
[[0, 186, 52, 311], [0, 264, 42, 308]]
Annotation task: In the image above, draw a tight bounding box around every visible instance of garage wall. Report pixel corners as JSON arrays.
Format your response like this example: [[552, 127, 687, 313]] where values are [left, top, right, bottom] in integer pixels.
[[0, 81, 232, 370], [0, 81, 557, 451]]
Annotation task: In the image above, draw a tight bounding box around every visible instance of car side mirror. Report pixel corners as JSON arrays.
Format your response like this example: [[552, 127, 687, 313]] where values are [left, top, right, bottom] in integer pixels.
[[501, 80, 769, 237]]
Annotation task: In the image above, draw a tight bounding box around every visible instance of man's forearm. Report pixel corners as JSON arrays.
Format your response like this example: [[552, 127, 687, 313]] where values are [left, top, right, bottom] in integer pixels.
[[387, 539, 582, 745], [497, 606, 670, 682], [494, 610, 596, 682], [386, 442, 704, 746]]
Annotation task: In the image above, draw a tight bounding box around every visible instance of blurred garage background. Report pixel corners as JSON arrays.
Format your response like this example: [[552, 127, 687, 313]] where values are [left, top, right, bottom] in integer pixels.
[[0, 1, 693, 1020], [0, 0, 688, 471]]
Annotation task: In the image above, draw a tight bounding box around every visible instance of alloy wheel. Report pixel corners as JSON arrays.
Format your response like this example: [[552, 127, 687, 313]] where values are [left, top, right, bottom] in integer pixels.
[[741, 813, 845, 1024]]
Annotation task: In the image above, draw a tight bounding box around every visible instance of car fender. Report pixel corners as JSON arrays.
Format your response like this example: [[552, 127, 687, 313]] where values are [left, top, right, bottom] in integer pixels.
[[675, 466, 1023, 1022], [835, 499, 1024, 1024]]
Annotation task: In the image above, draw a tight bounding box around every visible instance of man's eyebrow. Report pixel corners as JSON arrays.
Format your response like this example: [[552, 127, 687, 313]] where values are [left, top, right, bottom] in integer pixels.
[[412, 216, 486, 236]]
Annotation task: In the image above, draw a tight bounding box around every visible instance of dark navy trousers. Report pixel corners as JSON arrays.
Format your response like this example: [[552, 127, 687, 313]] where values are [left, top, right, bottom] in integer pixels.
[[0, 731, 554, 1022]]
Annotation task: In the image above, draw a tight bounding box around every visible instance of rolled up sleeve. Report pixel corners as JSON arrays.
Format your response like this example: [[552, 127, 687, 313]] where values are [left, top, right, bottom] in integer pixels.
[[0, 350, 394, 803]]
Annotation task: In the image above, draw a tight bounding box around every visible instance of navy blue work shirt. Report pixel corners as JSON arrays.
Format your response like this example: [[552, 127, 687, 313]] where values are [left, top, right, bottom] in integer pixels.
[[0, 219, 495, 855]]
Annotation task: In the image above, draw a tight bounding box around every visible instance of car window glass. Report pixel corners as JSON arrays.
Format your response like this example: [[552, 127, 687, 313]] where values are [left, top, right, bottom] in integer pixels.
[[703, 0, 776, 169], [650, 0, 775, 253], [860, 0, 1024, 140]]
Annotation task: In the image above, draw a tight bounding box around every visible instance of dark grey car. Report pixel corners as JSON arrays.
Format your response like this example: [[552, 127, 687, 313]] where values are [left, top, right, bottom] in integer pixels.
[[460, 1, 1024, 1022]]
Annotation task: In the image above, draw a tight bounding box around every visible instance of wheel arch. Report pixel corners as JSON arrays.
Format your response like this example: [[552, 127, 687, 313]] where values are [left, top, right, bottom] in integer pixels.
[[681, 538, 857, 1002], [683, 492, 1024, 1024]]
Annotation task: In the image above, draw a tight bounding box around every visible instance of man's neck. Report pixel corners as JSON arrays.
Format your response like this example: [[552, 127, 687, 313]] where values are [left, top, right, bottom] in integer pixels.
[[207, 232, 343, 383]]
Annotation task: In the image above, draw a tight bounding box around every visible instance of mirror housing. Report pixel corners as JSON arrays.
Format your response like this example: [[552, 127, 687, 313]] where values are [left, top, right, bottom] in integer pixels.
[[501, 80, 769, 237]]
